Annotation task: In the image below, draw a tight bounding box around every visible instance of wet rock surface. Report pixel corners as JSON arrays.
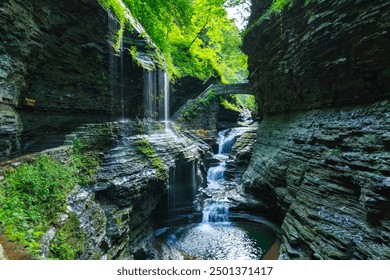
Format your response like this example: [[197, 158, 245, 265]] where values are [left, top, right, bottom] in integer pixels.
[[243, 0, 390, 260], [242, 101, 390, 259], [244, 0, 390, 115], [66, 122, 201, 259], [0, 0, 149, 160]]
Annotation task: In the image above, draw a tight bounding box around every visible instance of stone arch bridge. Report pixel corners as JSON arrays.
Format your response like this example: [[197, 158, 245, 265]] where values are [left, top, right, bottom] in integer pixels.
[[172, 83, 253, 120]]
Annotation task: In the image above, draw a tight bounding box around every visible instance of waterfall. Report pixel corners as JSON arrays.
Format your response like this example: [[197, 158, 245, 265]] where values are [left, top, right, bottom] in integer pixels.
[[202, 202, 229, 223], [119, 37, 124, 120], [144, 70, 157, 120], [168, 167, 177, 228], [108, 12, 125, 120], [166, 160, 199, 228], [202, 129, 239, 224], [218, 129, 239, 154], [157, 70, 170, 130], [164, 72, 170, 130]]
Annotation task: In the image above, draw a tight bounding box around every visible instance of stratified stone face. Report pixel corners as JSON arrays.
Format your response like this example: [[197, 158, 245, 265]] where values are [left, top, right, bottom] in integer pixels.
[[243, 0, 390, 259], [0, 104, 22, 160], [0, 0, 148, 160], [244, 0, 390, 116], [242, 101, 390, 259], [0, 0, 111, 111]]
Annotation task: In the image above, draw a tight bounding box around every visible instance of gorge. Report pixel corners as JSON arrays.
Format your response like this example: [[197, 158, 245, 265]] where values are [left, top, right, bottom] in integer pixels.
[[0, 0, 389, 260]]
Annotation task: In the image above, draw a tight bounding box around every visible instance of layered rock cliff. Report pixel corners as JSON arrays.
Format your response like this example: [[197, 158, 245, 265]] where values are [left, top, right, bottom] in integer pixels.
[[243, 0, 390, 259], [0, 122, 201, 259], [0, 0, 157, 160]]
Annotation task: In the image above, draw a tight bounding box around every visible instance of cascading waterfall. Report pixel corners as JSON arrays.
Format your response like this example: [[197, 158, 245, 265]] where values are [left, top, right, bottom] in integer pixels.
[[108, 12, 125, 120], [156, 127, 276, 259], [143, 70, 157, 120], [202, 128, 239, 223], [108, 12, 119, 117], [119, 37, 124, 120], [157, 70, 170, 131], [164, 72, 170, 131]]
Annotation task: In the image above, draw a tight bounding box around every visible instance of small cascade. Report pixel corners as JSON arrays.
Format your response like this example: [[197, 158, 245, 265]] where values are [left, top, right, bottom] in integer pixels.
[[108, 12, 119, 117], [108, 12, 126, 120], [166, 160, 199, 228], [202, 202, 229, 223], [202, 128, 239, 224], [218, 129, 240, 154], [164, 72, 170, 131], [119, 37, 125, 120], [207, 161, 226, 182], [144, 70, 157, 120]]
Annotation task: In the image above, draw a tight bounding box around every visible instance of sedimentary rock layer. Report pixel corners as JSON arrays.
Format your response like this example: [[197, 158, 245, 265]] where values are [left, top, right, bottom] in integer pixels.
[[243, 0, 390, 259]]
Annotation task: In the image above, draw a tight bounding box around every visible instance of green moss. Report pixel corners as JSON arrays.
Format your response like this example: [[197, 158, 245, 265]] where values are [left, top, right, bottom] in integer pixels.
[[134, 137, 156, 158], [48, 213, 86, 260], [134, 137, 168, 182]]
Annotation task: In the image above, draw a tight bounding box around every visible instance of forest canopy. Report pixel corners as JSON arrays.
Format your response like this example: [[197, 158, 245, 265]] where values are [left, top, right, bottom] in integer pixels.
[[99, 0, 248, 83]]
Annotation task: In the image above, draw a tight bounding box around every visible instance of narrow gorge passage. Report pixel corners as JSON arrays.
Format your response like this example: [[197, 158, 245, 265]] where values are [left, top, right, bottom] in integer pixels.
[[155, 127, 276, 260], [1, 0, 389, 261]]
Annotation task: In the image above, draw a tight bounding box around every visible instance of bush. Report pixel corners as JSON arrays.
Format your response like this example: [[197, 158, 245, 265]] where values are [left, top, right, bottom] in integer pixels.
[[0, 142, 100, 258], [0, 155, 76, 255]]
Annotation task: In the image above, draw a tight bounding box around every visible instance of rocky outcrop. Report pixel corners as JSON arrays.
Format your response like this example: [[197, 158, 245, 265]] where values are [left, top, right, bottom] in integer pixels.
[[243, 0, 390, 259], [59, 122, 200, 259], [243, 101, 390, 259], [0, 121, 201, 259], [170, 77, 214, 115], [0, 0, 157, 160], [244, 0, 390, 116], [0, 104, 22, 159]]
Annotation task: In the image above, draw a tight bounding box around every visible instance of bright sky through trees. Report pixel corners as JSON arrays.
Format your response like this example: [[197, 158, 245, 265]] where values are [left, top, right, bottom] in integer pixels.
[[225, 1, 251, 31]]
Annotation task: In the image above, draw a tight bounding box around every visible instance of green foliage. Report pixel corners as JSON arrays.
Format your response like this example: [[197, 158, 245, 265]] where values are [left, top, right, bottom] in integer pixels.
[[220, 94, 258, 114], [98, 0, 126, 27], [0, 141, 100, 258], [121, 0, 248, 82], [48, 213, 85, 260], [270, 0, 293, 13], [243, 95, 258, 114], [244, 0, 311, 35], [219, 96, 241, 112], [0, 155, 76, 256], [181, 91, 217, 120]]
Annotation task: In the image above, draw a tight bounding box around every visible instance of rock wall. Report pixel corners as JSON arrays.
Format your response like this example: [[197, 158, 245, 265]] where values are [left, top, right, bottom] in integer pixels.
[[243, 0, 390, 259], [0, 122, 201, 259], [0, 0, 149, 160], [244, 0, 390, 116], [69, 123, 201, 259]]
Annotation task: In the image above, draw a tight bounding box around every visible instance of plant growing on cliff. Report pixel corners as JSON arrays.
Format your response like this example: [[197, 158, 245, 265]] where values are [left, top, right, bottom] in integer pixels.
[[134, 137, 168, 181], [100, 0, 247, 83], [0, 155, 76, 256], [244, 0, 312, 34], [0, 141, 101, 259], [180, 91, 217, 121]]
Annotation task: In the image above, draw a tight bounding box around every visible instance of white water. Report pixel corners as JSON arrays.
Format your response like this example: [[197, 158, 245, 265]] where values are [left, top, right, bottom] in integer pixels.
[[202, 128, 240, 223], [144, 70, 157, 120], [164, 72, 170, 131]]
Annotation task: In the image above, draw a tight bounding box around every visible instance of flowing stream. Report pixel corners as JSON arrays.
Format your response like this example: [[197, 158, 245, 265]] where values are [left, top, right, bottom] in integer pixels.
[[155, 128, 276, 260]]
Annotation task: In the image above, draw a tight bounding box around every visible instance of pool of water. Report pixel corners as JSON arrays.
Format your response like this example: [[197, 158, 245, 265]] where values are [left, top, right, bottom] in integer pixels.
[[155, 221, 276, 260]]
